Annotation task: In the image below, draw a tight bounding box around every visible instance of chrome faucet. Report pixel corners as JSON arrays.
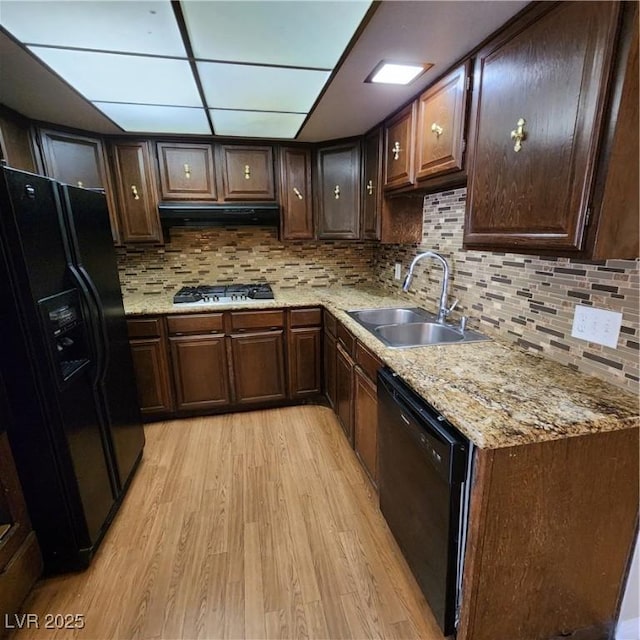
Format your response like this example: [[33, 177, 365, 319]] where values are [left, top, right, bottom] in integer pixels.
[[402, 251, 458, 324]]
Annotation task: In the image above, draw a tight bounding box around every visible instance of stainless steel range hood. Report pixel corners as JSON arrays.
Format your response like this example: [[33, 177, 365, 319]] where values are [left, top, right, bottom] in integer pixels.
[[158, 202, 280, 239]]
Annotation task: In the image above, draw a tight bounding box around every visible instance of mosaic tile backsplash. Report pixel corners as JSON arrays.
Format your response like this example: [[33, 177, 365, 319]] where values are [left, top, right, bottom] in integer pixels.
[[116, 191, 639, 393], [116, 227, 375, 294], [373, 188, 639, 393]]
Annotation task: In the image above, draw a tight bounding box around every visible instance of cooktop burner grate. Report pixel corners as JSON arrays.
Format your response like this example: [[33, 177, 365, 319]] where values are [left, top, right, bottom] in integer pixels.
[[173, 283, 274, 304]]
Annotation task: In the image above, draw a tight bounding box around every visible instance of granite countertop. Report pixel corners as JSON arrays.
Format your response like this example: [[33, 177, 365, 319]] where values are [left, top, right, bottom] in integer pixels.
[[123, 286, 639, 450]]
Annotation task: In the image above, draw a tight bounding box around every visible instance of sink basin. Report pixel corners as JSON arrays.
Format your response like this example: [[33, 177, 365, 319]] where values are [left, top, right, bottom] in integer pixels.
[[375, 322, 464, 347], [347, 307, 434, 326]]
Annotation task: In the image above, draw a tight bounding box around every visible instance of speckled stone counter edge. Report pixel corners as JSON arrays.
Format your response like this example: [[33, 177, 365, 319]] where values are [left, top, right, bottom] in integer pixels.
[[123, 287, 639, 450]]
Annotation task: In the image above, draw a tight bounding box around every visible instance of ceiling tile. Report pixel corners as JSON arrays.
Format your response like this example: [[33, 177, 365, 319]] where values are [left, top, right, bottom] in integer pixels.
[[197, 62, 330, 113], [182, 0, 371, 69], [1, 1, 186, 57], [27, 47, 202, 106], [210, 110, 306, 139], [94, 103, 211, 134]]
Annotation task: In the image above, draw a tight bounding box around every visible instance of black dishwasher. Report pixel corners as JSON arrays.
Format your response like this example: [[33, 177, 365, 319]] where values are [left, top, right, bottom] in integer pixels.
[[378, 368, 470, 636]]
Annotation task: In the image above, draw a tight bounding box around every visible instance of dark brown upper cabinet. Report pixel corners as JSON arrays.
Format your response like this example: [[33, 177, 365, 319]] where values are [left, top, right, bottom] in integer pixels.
[[156, 142, 217, 201], [315, 141, 361, 240], [415, 61, 470, 184], [464, 1, 623, 255], [0, 109, 39, 174], [361, 128, 382, 240], [383, 102, 416, 191], [219, 145, 275, 201], [111, 140, 161, 243], [279, 147, 313, 240], [39, 129, 121, 244]]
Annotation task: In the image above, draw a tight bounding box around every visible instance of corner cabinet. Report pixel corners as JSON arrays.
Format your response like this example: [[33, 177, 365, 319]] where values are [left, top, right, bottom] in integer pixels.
[[315, 141, 361, 240], [464, 1, 629, 256], [219, 145, 275, 201], [279, 147, 313, 240], [361, 128, 382, 240], [111, 141, 161, 243]]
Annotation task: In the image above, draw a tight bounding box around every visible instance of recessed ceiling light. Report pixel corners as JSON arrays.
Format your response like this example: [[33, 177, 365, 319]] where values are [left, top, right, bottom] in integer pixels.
[[365, 61, 432, 85]]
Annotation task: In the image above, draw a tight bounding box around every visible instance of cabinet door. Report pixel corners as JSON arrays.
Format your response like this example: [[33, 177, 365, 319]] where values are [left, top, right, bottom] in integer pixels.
[[230, 331, 286, 404], [156, 142, 217, 201], [111, 141, 161, 243], [220, 145, 275, 201], [383, 102, 416, 190], [129, 337, 173, 417], [416, 62, 470, 181], [335, 342, 354, 444], [0, 110, 38, 173], [354, 366, 378, 487], [169, 335, 230, 411], [280, 147, 313, 239], [464, 1, 620, 253], [40, 129, 120, 243], [361, 128, 382, 240], [288, 327, 322, 399], [316, 142, 361, 239], [323, 329, 337, 409]]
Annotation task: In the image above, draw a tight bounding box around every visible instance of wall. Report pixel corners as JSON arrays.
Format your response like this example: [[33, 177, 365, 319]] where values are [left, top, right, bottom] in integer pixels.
[[373, 188, 639, 393], [116, 227, 375, 295]]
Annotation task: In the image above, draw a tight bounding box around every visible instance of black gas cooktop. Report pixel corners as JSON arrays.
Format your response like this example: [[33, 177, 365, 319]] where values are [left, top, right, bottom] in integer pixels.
[[173, 283, 275, 305]]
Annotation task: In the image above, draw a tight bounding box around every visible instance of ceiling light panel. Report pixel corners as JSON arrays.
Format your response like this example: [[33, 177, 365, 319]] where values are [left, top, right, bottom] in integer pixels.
[[197, 62, 330, 113], [210, 110, 306, 139], [368, 62, 429, 85], [0, 1, 186, 57], [28, 47, 201, 106], [181, 1, 371, 69], [94, 103, 211, 134]]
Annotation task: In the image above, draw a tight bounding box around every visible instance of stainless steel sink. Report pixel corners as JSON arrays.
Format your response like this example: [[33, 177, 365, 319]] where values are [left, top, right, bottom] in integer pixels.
[[375, 322, 464, 347], [348, 307, 432, 327], [347, 306, 490, 348]]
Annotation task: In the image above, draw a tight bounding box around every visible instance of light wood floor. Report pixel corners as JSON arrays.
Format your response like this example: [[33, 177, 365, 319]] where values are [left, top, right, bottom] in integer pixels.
[[13, 406, 445, 640]]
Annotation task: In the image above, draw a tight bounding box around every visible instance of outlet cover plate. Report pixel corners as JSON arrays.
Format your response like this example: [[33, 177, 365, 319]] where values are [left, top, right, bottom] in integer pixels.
[[571, 305, 622, 349], [394, 263, 402, 280]]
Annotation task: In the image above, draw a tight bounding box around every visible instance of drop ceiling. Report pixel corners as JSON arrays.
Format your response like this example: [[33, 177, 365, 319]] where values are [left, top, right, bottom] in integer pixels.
[[0, 0, 529, 142]]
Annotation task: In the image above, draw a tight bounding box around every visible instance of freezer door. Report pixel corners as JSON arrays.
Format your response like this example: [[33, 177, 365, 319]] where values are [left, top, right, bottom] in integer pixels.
[[0, 168, 116, 562], [59, 185, 144, 491]]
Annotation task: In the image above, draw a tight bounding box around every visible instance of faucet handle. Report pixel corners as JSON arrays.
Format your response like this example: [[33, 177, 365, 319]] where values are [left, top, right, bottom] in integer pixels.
[[446, 298, 459, 316]]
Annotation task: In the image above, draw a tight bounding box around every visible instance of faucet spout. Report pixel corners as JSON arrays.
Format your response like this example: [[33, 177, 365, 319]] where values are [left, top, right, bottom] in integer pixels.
[[401, 251, 452, 324]]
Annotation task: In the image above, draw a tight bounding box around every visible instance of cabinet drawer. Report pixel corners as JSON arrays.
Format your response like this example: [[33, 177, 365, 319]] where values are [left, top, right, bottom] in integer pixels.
[[337, 322, 356, 357], [355, 341, 383, 383], [323, 310, 337, 337], [230, 310, 284, 331], [167, 314, 224, 335], [127, 317, 163, 338], [290, 308, 322, 327]]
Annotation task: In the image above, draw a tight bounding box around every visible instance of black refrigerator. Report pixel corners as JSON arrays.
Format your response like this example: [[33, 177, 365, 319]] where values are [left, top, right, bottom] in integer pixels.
[[0, 165, 144, 573]]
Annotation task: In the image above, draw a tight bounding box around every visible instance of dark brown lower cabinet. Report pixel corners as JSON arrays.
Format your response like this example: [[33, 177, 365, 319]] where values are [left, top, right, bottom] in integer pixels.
[[129, 337, 174, 418], [335, 342, 355, 443], [288, 327, 322, 399], [230, 331, 286, 404], [353, 366, 378, 487], [0, 432, 42, 630], [169, 335, 231, 411]]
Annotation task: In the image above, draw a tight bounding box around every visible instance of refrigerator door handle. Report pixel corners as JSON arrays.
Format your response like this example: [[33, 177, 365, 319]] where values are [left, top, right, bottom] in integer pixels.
[[77, 265, 110, 386], [67, 264, 103, 389]]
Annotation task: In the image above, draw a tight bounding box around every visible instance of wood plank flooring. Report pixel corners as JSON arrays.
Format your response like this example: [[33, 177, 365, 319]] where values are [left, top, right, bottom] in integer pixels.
[[11, 406, 445, 640]]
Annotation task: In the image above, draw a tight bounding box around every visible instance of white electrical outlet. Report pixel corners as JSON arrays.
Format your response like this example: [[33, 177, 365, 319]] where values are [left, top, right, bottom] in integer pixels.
[[571, 305, 622, 349], [394, 263, 402, 280]]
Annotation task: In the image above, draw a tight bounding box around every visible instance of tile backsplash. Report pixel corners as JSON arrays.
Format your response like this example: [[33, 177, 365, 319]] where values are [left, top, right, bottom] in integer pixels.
[[116, 193, 638, 392], [116, 227, 375, 294], [373, 188, 639, 392]]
